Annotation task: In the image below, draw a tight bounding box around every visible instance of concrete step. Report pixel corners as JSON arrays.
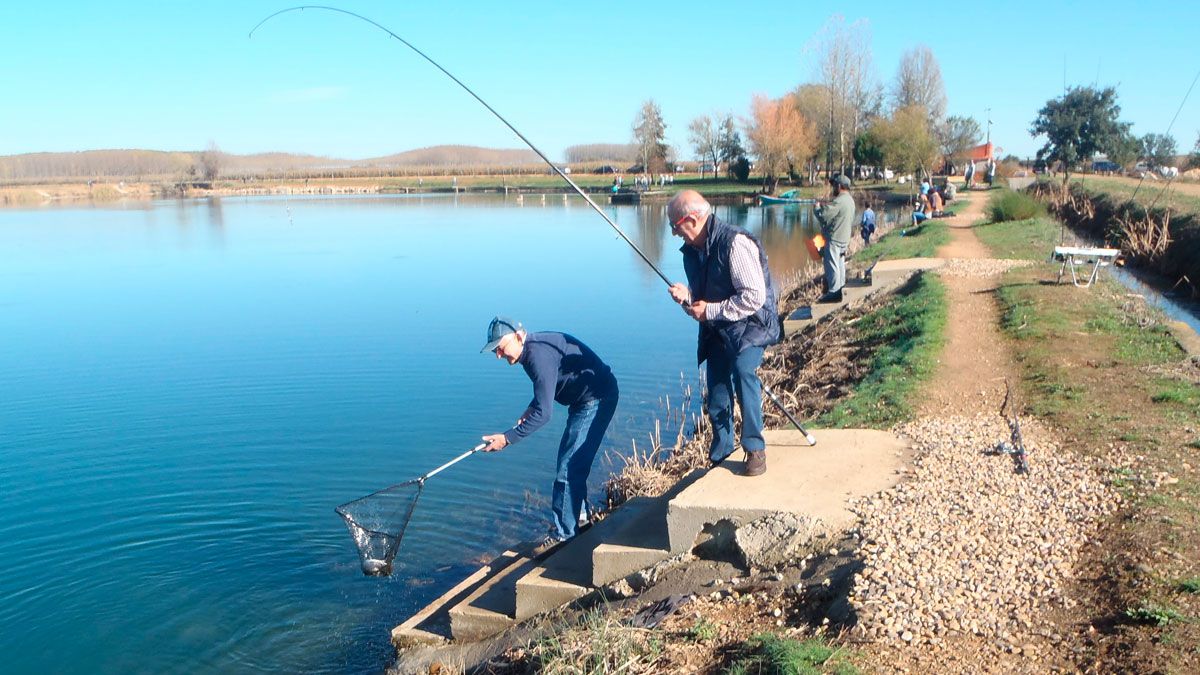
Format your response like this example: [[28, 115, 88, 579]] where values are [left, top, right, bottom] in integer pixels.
[[512, 496, 662, 620], [447, 552, 538, 641], [514, 565, 591, 621], [783, 259, 944, 334], [590, 472, 707, 585], [666, 429, 910, 554], [391, 549, 521, 648]]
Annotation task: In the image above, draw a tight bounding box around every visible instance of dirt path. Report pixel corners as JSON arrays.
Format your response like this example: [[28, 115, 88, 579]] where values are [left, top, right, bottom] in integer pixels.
[[917, 191, 1019, 416]]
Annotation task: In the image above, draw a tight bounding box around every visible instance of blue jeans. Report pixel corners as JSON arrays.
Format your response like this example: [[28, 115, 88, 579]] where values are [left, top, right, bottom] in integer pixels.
[[705, 346, 765, 463], [552, 393, 618, 540]]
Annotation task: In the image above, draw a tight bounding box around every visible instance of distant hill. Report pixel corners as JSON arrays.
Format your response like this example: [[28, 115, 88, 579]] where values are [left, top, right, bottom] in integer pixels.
[[0, 145, 544, 182], [365, 145, 540, 167]]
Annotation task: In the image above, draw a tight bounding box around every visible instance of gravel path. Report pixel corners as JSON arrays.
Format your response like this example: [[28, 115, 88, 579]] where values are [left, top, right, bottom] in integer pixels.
[[937, 257, 1034, 278], [846, 414, 1119, 652]]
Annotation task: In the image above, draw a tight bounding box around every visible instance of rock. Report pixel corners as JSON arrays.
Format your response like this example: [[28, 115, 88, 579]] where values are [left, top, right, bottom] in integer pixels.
[[733, 512, 824, 569]]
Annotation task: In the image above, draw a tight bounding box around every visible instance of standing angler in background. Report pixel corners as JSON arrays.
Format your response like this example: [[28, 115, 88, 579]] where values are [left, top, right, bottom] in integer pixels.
[[860, 202, 877, 246], [814, 174, 855, 303], [666, 190, 781, 477], [480, 317, 619, 547]]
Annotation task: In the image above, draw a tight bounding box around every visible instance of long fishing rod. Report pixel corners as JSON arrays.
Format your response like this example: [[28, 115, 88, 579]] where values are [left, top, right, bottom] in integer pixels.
[[251, 6, 816, 445], [250, 5, 669, 287]]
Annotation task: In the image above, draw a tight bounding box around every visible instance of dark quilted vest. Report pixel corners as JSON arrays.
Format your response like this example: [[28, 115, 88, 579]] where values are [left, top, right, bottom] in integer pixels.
[[681, 214, 782, 365]]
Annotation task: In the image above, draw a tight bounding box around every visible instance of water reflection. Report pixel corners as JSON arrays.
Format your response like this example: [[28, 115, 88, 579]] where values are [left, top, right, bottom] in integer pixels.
[[631, 203, 667, 284]]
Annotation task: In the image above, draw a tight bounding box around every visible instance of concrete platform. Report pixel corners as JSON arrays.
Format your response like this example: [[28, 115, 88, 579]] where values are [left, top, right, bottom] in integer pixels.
[[666, 429, 910, 554], [783, 258, 944, 334]]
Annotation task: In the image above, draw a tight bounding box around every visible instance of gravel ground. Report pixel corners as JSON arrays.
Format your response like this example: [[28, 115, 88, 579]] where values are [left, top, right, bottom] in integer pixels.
[[846, 414, 1119, 651], [937, 258, 1034, 278]]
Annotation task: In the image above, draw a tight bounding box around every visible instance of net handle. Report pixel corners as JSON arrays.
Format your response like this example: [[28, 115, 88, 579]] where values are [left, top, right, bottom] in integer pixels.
[[422, 443, 486, 482]]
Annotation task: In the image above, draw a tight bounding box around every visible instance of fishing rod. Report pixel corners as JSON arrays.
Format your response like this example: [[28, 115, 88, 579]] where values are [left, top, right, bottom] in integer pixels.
[[250, 5, 669, 287], [1130, 69, 1199, 204], [250, 6, 816, 446]]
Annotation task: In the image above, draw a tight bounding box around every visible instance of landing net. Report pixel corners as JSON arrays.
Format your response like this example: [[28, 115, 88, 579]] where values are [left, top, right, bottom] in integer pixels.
[[335, 478, 425, 577]]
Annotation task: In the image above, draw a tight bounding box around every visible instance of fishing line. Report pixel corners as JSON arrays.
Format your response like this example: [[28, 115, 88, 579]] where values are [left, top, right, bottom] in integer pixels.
[[250, 6, 816, 444], [1130, 68, 1199, 204], [250, 5, 670, 286]]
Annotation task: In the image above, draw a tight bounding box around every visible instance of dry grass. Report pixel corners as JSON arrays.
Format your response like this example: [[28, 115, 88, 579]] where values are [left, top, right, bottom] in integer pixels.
[[604, 386, 712, 509]]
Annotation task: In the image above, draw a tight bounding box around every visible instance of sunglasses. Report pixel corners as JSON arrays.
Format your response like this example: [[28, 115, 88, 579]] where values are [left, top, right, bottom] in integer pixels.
[[670, 211, 699, 231]]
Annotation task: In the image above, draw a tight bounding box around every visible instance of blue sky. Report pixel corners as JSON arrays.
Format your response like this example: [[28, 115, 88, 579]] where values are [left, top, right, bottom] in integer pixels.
[[3, 1, 1197, 161]]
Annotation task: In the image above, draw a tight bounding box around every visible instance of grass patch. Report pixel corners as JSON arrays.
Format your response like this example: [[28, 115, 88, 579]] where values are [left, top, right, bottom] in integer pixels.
[[987, 188, 1046, 222], [686, 618, 719, 642], [1151, 380, 1200, 406], [1179, 578, 1200, 594], [983, 218, 1200, 667], [867, 218, 950, 261], [819, 273, 947, 428], [973, 215, 1060, 260], [727, 633, 858, 675]]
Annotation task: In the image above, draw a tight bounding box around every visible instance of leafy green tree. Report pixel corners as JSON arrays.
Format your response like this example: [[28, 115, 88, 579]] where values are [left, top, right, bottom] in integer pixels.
[[852, 128, 885, 171], [716, 114, 746, 179], [1029, 86, 1131, 185], [875, 105, 939, 179], [632, 99, 668, 172], [1140, 133, 1178, 169], [1190, 132, 1200, 169], [1108, 131, 1141, 170]]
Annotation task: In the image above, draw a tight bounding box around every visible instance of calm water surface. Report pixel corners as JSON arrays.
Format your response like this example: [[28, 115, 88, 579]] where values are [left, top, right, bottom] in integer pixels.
[[0, 193, 825, 674]]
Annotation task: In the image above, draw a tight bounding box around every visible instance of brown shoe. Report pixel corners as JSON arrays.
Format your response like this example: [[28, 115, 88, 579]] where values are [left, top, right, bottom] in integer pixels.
[[744, 451, 767, 477]]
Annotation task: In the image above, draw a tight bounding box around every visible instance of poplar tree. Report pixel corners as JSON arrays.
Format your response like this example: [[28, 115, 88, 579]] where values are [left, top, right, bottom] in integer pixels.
[[632, 100, 668, 173]]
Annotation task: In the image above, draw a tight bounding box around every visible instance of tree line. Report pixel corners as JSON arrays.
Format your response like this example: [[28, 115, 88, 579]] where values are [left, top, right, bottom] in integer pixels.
[[621, 17, 987, 192]]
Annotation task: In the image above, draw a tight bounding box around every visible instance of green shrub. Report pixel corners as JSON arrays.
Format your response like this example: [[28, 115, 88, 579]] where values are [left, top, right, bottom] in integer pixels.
[[987, 189, 1046, 222], [727, 633, 858, 674], [1124, 603, 1184, 626]]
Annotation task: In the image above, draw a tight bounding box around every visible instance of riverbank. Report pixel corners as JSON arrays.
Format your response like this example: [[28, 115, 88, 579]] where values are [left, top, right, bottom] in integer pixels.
[[0, 174, 925, 208], [395, 186, 1200, 673]]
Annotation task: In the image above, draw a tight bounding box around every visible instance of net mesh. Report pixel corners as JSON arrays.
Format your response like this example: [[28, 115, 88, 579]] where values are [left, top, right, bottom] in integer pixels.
[[335, 478, 425, 576]]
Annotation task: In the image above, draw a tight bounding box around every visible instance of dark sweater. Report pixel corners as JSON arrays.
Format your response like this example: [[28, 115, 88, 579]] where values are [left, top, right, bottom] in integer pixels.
[[503, 332, 617, 444]]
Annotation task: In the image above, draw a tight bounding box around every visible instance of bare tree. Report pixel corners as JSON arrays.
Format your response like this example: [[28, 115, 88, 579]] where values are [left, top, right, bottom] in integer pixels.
[[745, 94, 818, 193], [936, 116, 983, 170], [199, 141, 223, 182], [893, 45, 947, 125], [564, 143, 636, 163], [688, 115, 720, 178], [632, 100, 668, 172], [812, 16, 879, 177]]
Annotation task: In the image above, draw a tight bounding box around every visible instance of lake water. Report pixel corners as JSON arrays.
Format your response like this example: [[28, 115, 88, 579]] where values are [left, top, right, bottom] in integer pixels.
[[0, 193, 825, 674]]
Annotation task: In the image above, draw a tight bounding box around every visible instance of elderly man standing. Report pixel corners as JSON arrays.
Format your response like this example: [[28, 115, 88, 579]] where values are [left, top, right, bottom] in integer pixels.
[[814, 174, 855, 303], [480, 317, 619, 546], [666, 190, 782, 477]]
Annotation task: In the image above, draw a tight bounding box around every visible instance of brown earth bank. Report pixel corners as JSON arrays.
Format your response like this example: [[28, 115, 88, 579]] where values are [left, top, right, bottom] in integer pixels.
[[395, 188, 1200, 674]]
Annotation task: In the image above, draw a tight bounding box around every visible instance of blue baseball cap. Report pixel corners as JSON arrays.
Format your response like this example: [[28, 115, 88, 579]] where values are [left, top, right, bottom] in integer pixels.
[[480, 316, 523, 353]]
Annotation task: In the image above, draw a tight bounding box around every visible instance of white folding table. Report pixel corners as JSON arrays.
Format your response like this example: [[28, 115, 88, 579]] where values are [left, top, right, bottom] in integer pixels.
[[1051, 246, 1121, 288]]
